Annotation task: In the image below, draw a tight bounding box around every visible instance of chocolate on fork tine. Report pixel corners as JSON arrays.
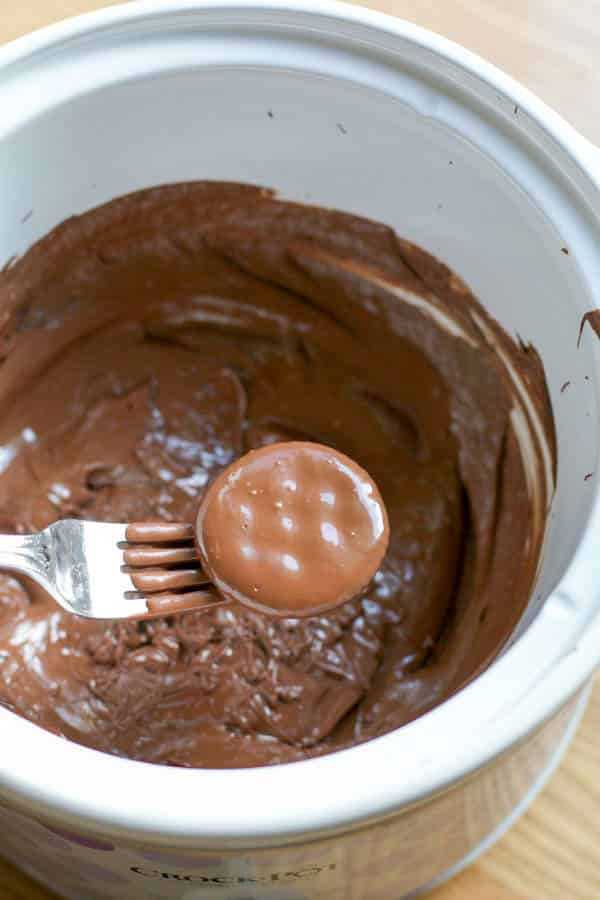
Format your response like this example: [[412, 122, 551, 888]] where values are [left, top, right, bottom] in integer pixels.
[[122, 522, 224, 618], [124, 522, 196, 544], [123, 522, 198, 574]]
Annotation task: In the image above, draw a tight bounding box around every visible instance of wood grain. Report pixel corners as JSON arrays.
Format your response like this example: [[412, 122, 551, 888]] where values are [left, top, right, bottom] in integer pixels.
[[2, 1, 600, 898]]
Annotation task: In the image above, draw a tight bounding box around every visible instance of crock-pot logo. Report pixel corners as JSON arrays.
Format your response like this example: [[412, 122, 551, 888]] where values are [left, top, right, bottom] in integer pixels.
[[130, 863, 336, 884]]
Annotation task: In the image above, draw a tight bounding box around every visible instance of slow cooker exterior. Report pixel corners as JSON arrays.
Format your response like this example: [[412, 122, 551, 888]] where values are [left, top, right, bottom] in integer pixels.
[[2, 3, 600, 899], [0, 688, 588, 899]]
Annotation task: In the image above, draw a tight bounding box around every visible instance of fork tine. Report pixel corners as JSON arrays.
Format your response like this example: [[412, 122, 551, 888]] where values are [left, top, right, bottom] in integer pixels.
[[144, 589, 223, 617], [125, 522, 195, 544], [128, 567, 209, 593], [123, 545, 199, 567]]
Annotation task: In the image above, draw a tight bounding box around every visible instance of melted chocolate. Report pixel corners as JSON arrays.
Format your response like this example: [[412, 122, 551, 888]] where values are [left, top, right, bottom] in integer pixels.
[[0, 182, 554, 768]]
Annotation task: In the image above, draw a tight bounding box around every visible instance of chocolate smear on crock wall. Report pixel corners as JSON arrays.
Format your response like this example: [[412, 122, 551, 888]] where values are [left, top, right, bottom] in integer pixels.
[[578, 310, 600, 347]]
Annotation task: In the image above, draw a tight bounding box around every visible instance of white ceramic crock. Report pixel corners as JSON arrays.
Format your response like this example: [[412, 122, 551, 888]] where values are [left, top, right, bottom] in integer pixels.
[[1, 3, 600, 898]]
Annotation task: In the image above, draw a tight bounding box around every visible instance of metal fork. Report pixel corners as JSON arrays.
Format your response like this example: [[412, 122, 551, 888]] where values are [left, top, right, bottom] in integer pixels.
[[0, 520, 220, 620]]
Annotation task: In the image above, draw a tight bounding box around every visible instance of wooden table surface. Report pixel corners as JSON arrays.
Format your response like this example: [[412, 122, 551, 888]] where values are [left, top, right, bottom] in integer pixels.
[[2, 2, 600, 898]]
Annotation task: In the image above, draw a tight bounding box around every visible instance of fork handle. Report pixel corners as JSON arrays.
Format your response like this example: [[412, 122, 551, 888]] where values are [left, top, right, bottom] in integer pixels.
[[0, 531, 50, 585]]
